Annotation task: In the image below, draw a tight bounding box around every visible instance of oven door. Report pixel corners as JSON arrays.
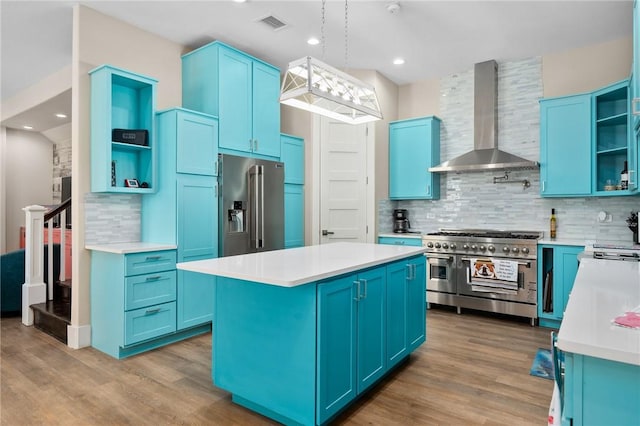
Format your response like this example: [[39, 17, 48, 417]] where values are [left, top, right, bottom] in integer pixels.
[[426, 254, 457, 294], [458, 256, 537, 304]]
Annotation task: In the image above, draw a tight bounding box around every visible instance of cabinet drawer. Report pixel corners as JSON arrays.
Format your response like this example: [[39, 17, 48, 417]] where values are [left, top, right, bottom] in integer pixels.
[[125, 250, 176, 276], [378, 236, 422, 246], [125, 271, 176, 311], [124, 302, 176, 346]]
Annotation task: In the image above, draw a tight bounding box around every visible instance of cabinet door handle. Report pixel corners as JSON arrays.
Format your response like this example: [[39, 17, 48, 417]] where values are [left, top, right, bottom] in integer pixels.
[[412, 264, 417, 280], [215, 184, 218, 198], [145, 276, 161, 281], [254, 139, 259, 152], [395, 241, 405, 245], [542, 181, 545, 193], [145, 307, 161, 315], [361, 279, 367, 299], [145, 255, 161, 261], [405, 264, 412, 280], [249, 139, 253, 150], [214, 160, 218, 175], [426, 185, 430, 195], [353, 280, 361, 301]]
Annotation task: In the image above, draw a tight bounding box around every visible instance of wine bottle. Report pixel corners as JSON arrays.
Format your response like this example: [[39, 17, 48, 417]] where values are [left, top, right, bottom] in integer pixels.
[[550, 208, 557, 239], [620, 160, 629, 190]]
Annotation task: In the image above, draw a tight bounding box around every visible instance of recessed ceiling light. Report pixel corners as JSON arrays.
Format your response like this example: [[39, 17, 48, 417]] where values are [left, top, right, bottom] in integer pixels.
[[393, 58, 405, 65], [232, 0, 246, 3], [307, 37, 320, 46], [23, 125, 33, 130], [55, 113, 67, 118]]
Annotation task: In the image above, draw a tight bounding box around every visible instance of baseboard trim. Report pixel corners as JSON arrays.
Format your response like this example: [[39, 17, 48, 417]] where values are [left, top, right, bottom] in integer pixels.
[[67, 324, 91, 349]]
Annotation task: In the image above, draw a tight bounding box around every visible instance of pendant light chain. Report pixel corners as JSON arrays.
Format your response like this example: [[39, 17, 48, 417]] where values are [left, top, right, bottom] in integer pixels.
[[321, 0, 326, 60], [344, 0, 349, 70]]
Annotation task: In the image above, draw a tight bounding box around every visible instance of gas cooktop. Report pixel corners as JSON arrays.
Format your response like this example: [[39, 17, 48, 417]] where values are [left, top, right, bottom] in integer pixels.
[[425, 229, 542, 240]]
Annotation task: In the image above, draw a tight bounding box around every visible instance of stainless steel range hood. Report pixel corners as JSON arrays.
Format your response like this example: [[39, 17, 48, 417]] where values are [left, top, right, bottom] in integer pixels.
[[429, 60, 539, 173]]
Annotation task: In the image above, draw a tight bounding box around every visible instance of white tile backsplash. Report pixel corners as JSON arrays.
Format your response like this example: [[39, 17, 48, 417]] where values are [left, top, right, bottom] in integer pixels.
[[84, 193, 141, 245], [382, 57, 640, 243]]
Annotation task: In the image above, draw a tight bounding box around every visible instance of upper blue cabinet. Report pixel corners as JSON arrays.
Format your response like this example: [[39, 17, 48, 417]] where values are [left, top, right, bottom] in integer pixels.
[[389, 116, 441, 200], [90, 65, 157, 193], [281, 134, 304, 184], [540, 80, 637, 197], [540, 94, 592, 197], [182, 41, 281, 159]]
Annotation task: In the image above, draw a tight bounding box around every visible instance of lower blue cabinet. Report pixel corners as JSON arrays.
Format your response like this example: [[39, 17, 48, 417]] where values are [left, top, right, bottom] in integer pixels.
[[177, 270, 214, 330], [124, 301, 176, 345], [316, 255, 426, 424]]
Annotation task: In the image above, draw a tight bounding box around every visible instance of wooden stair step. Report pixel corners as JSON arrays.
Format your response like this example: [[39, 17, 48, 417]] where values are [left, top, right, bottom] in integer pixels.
[[31, 301, 70, 344]]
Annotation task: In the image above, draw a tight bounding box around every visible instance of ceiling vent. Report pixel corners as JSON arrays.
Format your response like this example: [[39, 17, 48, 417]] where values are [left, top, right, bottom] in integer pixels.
[[258, 15, 288, 31]]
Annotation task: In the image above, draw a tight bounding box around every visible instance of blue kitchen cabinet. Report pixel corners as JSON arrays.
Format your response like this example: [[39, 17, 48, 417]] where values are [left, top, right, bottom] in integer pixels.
[[176, 174, 217, 329], [175, 109, 219, 176], [281, 134, 304, 184], [89, 65, 157, 193], [284, 184, 304, 248], [539, 94, 592, 197], [378, 236, 423, 246], [385, 256, 427, 369], [538, 244, 583, 328], [91, 249, 212, 359], [562, 352, 640, 426], [592, 80, 635, 194], [142, 108, 217, 331], [282, 134, 305, 248], [317, 266, 386, 423], [389, 116, 441, 200], [182, 41, 281, 159]]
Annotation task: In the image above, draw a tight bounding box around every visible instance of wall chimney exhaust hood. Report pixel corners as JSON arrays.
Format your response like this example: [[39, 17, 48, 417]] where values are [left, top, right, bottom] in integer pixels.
[[429, 60, 539, 173]]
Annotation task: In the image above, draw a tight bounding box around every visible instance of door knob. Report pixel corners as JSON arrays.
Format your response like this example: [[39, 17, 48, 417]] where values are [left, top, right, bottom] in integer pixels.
[[322, 230, 335, 236]]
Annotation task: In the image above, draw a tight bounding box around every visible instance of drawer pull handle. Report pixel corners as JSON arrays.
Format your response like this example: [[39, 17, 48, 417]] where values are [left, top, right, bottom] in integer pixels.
[[146, 276, 161, 281], [145, 308, 161, 315], [145, 256, 162, 261]]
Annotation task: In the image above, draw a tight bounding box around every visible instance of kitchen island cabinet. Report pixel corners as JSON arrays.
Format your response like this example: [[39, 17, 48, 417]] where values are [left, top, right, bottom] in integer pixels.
[[557, 257, 640, 426], [177, 242, 427, 425]]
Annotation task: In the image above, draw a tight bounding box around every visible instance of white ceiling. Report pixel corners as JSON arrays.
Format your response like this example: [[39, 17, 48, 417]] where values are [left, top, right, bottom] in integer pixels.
[[0, 0, 633, 132]]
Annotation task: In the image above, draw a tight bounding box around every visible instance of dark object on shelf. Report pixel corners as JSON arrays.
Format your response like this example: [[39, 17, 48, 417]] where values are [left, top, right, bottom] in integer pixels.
[[111, 161, 116, 186], [140, 181, 149, 188], [112, 129, 148, 146]]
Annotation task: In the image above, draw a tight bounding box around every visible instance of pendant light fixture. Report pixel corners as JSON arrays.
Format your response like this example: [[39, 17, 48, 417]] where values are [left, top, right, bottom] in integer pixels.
[[279, 0, 382, 125]]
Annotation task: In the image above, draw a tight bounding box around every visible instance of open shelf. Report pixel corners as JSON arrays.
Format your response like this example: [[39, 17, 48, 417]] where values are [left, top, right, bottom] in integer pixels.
[[90, 65, 157, 193]]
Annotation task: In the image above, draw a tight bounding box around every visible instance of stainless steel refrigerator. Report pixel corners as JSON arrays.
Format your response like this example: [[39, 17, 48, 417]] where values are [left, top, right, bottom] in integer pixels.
[[218, 154, 285, 257]]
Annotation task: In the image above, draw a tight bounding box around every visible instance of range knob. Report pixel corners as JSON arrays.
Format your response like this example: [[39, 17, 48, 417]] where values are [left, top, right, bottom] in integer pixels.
[[434, 242, 441, 248], [512, 247, 520, 253], [426, 242, 434, 248], [488, 245, 495, 252], [479, 245, 486, 251], [442, 243, 449, 249], [471, 244, 478, 251], [502, 246, 510, 253], [450, 243, 457, 250], [463, 244, 469, 250], [522, 247, 530, 254]]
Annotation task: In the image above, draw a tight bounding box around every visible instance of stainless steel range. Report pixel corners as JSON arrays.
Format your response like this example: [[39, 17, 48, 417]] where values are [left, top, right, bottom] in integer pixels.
[[422, 229, 542, 324]]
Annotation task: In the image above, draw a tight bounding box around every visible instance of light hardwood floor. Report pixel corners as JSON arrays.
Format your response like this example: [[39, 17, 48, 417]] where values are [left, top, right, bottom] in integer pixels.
[[1, 307, 553, 425]]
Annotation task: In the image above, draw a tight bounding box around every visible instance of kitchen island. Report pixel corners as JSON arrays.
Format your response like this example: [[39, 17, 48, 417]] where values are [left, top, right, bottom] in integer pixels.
[[177, 242, 427, 425], [557, 257, 640, 426]]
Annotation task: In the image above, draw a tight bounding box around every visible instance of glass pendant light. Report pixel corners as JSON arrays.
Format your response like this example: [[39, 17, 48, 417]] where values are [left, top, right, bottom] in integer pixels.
[[279, 0, 382, 125]]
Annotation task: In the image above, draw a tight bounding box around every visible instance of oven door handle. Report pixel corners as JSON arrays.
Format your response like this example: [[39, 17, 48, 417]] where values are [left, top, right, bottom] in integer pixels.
[[460, 257, 530, 267], [427, 255, 454, 262]]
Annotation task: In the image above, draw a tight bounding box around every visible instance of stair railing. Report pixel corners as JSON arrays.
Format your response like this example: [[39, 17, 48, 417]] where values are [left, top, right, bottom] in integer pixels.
[[21, 198, 71, 326]]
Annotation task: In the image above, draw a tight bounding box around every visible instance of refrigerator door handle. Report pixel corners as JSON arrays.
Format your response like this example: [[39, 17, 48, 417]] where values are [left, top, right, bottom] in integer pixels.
[[259, 164, 265, 249], [249, 164, 260, 249]]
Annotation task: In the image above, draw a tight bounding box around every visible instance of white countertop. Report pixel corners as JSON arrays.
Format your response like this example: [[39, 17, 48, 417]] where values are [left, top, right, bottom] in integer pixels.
[[378, 233, 423, 239], [177, 242, 427, 287], [557, 257, 640, 366], [538, 238, 586, 247], [85, 242, 177, 254]]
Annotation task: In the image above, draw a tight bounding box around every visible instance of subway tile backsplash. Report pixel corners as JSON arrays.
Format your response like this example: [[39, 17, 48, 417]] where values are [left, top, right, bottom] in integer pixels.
[[381, 57, 639, 243], [84, 193, 141, 245]]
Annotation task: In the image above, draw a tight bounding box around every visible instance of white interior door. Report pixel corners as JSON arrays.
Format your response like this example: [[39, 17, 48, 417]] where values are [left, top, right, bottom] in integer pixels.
[[319, 117, 369, 244]]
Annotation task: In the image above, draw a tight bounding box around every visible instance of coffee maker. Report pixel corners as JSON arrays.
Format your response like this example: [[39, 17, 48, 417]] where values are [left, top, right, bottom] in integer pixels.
[[393, 209, 411, 233]]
